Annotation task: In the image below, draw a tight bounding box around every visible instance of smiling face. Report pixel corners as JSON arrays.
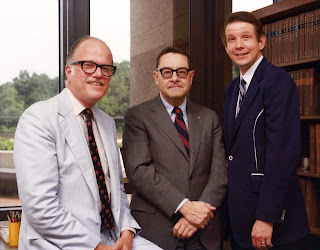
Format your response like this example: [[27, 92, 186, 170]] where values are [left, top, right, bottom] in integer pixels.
[[153, 52, 194, 107], [65, 39, 113, 108], [224, 21, 266, 75]]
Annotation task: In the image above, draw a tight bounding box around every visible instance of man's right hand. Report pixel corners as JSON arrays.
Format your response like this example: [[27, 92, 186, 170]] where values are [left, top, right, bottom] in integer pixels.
[[178, 201, 215, 229]]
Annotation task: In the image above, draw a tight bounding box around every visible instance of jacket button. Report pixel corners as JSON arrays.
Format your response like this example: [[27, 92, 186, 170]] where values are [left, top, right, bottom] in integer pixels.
[[229, 155, 233, 161]]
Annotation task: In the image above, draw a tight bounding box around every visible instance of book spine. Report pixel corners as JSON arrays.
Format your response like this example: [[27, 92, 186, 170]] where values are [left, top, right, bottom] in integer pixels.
[[294, 15, 299, 60], [309, 123, 316, 173], [305, 179, 319, 228], [316, 124, 320, 174]]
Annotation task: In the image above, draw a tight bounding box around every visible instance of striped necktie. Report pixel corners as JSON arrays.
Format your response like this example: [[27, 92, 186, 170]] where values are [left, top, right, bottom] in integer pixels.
[[236, 79, 247, 117], [173, 107, 190, 156]]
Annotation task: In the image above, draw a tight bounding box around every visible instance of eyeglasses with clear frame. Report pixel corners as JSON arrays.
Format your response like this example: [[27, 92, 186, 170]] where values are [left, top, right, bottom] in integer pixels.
[[71, 61, 117, 77], [156, 67, 191, 79]]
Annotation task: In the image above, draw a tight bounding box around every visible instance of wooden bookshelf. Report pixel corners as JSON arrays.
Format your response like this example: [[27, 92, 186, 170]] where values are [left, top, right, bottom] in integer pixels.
[[254, 0, 320, 238], [301, 116, 320, 120], [298, 169, 320, 178], [253, 0, 320, 24], [310, 227, 320, 237], [278, 56, 320, 69]]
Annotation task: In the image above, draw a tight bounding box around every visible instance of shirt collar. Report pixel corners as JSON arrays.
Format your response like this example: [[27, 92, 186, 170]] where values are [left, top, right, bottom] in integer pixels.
[[240, 55, 263, 86], [66, 88, 96, 119], [159, 94, 187, 115]]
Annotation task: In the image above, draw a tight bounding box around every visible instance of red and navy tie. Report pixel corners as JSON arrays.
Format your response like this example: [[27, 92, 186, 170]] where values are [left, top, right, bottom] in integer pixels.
[[82, 108, 114, 230], [173, 107, 190, 156]]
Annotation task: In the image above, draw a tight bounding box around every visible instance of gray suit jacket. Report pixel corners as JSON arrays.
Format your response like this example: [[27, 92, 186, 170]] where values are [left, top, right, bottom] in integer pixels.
[[14, 89, 140, 250], [121, 95, 228, 249]]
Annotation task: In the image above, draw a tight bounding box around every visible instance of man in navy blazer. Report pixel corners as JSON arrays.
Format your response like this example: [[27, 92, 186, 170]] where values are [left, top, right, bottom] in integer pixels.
[[221, 12, 309, 249]]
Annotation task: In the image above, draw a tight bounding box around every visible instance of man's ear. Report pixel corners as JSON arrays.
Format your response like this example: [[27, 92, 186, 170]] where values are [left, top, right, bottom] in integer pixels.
[[189, 70, 195, 85], [259, 34, 266, 51], [153, 70, 159, 86], [65, 64, 72, 80]]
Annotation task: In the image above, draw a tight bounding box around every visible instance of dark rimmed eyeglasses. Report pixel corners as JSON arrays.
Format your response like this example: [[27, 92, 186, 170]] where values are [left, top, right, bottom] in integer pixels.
[[71, 61, 117, 77], [156, 67, 191, 79]]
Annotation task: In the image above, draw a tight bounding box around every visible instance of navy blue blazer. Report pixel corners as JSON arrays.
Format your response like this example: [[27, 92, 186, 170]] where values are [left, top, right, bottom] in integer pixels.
[[222, 57, 309, 248]]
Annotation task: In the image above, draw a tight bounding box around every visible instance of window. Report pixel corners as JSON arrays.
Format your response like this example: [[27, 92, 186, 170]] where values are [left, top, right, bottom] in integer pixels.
[[90, 0, 130, 135], [0, 0, 59, 207]]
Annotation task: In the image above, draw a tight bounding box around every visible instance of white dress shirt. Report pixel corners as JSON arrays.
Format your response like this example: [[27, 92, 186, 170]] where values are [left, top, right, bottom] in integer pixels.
[[159, 94, 189, 213]]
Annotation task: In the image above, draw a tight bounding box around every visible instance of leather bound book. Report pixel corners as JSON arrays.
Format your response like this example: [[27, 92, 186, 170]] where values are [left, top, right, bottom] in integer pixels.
[[299, 177, 306, 202], [309, 123, 316, 173], [304, 12, 309, 59], [274, 21, 279, 65], [315, 9, 320, 58], [278, 19, 283, 64], [288, 17, 294, 63], [294, 15, 299, 61], [310, 10, 315, 58], [303, 68, 318, 116], [297, 69, 304, 116], [316, 124, 320, 174], [299, 13, 305, 60], [267, 23, 272, 61], [284, 18, 289, 63], [305, 179, 319, 228]]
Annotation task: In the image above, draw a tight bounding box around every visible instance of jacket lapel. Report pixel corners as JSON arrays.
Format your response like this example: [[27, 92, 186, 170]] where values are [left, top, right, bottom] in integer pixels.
[[232, 77, 261, 137], [227, 78, 240, 138], [187, 101, 203, 175], [58, 89, 100, 205], [149, 96, 189, 160], [232, 58, 266, 139]]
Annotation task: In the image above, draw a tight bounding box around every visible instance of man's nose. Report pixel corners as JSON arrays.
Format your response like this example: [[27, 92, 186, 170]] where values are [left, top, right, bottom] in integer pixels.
[[92, 66, 103, 77], [171, 71, 180, 81], [235, 38, 244, 48]]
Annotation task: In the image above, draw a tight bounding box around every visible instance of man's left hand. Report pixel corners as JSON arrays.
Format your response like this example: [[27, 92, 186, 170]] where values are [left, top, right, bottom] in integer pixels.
[[112, 230, 133, 250], [173, 217, 198, 239], [251, 219, 273, 249]]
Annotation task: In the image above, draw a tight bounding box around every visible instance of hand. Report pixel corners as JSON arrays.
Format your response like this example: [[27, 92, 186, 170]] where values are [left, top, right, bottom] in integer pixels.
[[251, 220, 273, 249], [94, 230, 133, 250], [179, 201, 215, 229], [173, 217, 198, 239], [112, 230, 133, 250]]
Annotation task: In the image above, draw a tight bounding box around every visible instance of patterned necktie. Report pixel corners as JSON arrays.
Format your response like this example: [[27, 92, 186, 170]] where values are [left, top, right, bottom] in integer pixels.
[[82, 108, 114, 230], [237, 79, 247, 117], [173, 107, 190, 156]]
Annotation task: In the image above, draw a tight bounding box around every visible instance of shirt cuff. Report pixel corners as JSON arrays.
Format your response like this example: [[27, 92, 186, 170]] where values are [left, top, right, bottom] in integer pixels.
[[174, 198, 189, 214], [121, 227, 136, 238]]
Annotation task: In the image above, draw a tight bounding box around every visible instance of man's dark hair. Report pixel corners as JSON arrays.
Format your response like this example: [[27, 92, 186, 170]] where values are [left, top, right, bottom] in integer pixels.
[[156, 46, 192, 69], [221, 11, 264, 46]]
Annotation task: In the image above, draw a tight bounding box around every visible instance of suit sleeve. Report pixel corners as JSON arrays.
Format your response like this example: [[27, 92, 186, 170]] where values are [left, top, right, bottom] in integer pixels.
[[110, 120, 141, 234], [255, 69, 301, 224], [14, 105, 100, 249], [121, 108, 187, 217], [198, 111, 229, 208]]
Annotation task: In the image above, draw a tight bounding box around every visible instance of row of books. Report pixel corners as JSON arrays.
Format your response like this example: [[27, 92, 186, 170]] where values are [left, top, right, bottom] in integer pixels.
[[263, 8, 320, 65], [288, 68, 319, 116], [299, 178, 319, 228]]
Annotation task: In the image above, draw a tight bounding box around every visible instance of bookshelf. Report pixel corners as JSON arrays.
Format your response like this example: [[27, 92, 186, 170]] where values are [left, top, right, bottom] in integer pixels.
[[253, 0, 320, 237]]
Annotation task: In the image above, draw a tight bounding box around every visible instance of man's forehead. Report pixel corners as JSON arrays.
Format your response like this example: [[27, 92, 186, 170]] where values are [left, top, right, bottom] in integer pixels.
[[159, 53, 189, 66]]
